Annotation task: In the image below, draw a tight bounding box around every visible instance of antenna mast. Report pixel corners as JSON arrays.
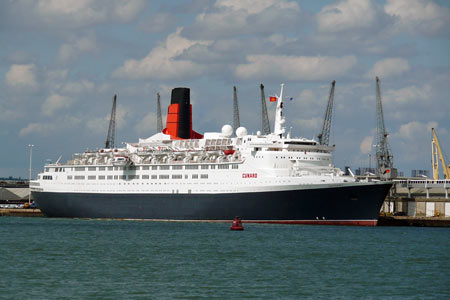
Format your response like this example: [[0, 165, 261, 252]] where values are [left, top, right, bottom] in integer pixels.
[[318, 80, 336, 145], [105, 94, 116, 149], [375, 77, 397, 179], [233, 86, 240, 131], [260, 84, 271, 135], [157, 92, 163, 133]]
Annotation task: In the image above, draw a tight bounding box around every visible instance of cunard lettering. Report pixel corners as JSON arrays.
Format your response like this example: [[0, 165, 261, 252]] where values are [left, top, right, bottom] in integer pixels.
[[242, 173, 257, 178]]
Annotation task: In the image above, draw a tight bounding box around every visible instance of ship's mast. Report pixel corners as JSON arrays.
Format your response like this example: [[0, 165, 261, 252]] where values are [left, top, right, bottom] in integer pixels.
[[273, 84, 286, 137]]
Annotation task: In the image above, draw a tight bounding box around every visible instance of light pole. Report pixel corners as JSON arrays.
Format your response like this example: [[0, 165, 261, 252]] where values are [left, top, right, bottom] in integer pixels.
[[28, 144, 34, 205]]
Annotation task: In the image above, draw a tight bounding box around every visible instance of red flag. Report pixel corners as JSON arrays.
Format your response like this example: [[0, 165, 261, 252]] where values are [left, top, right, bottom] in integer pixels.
[[269, 96, 277, 102]]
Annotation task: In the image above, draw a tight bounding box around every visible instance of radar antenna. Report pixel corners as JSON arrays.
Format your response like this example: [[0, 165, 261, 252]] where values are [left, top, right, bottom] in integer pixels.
[[157, 92, 163, 133], [260, 84, 271, 135], [233, 86, 240, 131], [318, 80, 336, 146], [105, 94, 116, 149], [375, 77, 397, 179]]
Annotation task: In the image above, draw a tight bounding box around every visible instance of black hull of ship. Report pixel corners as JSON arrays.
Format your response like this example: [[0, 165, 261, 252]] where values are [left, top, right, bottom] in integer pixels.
[[32, 182, 392, 226]]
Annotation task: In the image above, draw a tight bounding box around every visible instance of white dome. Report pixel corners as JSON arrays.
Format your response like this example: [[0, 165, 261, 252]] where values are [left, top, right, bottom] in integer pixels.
[[236, 127, 248, 138], [221, 124, 233, 137]]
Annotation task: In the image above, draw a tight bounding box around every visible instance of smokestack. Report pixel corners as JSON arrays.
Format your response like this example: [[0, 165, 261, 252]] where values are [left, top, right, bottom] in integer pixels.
[[163, 87, 203, 139]]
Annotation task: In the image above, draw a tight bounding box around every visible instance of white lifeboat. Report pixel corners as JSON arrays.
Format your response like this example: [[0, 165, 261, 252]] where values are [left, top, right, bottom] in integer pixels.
[[112, 156, 130, 166]]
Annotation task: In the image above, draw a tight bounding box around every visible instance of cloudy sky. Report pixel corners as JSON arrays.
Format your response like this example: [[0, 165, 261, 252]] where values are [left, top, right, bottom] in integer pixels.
[[1, 0, 449, 178]]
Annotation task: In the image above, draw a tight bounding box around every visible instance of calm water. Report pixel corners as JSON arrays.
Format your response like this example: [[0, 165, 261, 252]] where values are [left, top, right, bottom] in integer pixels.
[[0, 217, 449, 300]]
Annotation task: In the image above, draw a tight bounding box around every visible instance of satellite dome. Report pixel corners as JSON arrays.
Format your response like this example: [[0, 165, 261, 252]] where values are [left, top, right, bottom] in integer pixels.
[[236, 127, 248, 138], [221, 124, 233, 137]]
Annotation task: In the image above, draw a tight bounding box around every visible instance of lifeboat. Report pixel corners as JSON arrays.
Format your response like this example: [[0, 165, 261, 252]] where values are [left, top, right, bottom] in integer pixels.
[[230, 216, 244, 231], [112, 156, 130, 166]]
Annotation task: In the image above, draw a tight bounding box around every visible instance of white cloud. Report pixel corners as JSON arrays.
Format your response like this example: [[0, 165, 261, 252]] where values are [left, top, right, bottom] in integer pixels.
[[385, 0, 450, 36], [235, 55, 357, 80], [5, 64, 38, 90], [366, 58, 410, 79], [35, 0, 146, 27], [112, 28, 211, 80], [383, 84, 432, 105], [19, 116, 81, 137], [135, 112, 157, 135], [41, 93, 73, 116], [393, 121, 437, 141], [184, 0, 300, 39], [317, 0, 377, 33], [216, 0, 299, 15], [360, 135, 374, 154], [57, 33, 98, 64], [61, 80, 95, 94]]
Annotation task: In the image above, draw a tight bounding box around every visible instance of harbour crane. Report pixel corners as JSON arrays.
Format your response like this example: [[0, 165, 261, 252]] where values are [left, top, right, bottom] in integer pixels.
[[431, 128, 450, 179], [375, 77, 397, 180], [105, 94, 117, 149], [260, 83, 271, 135], [157, 92, 163, 133], [317, 80, 336, 146], [233, 86, 240, 132]]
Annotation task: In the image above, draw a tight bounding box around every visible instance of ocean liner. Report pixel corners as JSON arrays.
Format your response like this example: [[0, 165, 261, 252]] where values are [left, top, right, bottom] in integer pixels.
[[31, 85, 392, 225]]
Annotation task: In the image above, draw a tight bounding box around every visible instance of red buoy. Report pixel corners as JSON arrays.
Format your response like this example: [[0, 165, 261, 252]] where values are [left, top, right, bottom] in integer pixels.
[[230, 216, 244, 231]]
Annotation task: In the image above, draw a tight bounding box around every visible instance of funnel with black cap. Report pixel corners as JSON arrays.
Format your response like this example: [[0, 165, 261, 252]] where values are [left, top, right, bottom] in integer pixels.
[[162, 87, 203, 139]]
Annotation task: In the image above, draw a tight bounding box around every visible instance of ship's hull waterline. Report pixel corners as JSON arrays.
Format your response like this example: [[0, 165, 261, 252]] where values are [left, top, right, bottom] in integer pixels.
[[32, 182, 392, 226]]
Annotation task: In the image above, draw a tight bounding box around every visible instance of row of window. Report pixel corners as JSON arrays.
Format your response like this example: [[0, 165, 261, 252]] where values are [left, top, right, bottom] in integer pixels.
[[47, 164, 239, 173], [67, 174, 210, 180], [42, 175, 53, 180]]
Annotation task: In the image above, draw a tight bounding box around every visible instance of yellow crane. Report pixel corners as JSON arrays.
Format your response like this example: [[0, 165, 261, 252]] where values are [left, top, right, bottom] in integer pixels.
[[431, 128, 450, 179]]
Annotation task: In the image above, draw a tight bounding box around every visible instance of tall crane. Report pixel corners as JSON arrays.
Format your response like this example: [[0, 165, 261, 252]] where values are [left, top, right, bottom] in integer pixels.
[[157, 92, 163, 133], [233, 86, 240, 131], [105, 94, 117, 149], [375, 77, 397, 179], [260, 83, 271, 135], [317, 80, 336, 146], [432, 128, 450, 179]]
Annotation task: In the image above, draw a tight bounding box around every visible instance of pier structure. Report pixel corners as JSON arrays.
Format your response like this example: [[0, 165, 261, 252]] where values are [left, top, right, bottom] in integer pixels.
[[383, 179, 450, 217]]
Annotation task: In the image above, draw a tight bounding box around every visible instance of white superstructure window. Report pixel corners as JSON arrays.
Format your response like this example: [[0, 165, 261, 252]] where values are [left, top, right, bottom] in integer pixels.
[[128, 175, 139, 179], [151, 175, 157, 179], [172, 165, 183, 170], [218, 164, 229, 169], [201, 174, 208, 179], [119, 175, 126, 179], [74, 176, 85, 180], [142, 175, 149, 179], [186, 165, 198, 170], [172, 175, 182, 179], [88, 176, 96, 180], [201, 165, 209, 170], [67, 176, 72, 180], [108, 166, 113, 171], [99, 166, 106, 171], [98, 175, 105, 180], [152, 166, 157, 170], [232, 164, 239, 169], [142, 166, 150, 170], [107, 175, 113, 180], [192, 174, 198, 179], [88, 167, 96, 171], [160, 165, 170, 170], [75, 167, 85, 171], [159, 175, 169, 179]]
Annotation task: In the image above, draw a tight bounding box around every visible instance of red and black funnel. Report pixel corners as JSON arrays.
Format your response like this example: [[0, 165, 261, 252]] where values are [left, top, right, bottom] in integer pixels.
[[162, 87, 203, 139]]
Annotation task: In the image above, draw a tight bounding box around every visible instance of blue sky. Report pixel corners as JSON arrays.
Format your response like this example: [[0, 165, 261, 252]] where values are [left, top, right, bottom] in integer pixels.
[[1, 0, 449, 178]]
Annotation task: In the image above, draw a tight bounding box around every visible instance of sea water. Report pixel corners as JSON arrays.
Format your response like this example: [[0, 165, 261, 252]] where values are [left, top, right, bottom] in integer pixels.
[[0, 217, 449, 299]]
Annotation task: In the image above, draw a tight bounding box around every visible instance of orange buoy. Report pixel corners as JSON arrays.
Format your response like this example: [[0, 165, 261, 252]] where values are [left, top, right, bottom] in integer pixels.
[[230, 216, 244, 231]]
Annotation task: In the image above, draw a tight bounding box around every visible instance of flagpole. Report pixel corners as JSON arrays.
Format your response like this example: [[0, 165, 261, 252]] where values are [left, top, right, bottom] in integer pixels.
[[28, 144, 34, 205]]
